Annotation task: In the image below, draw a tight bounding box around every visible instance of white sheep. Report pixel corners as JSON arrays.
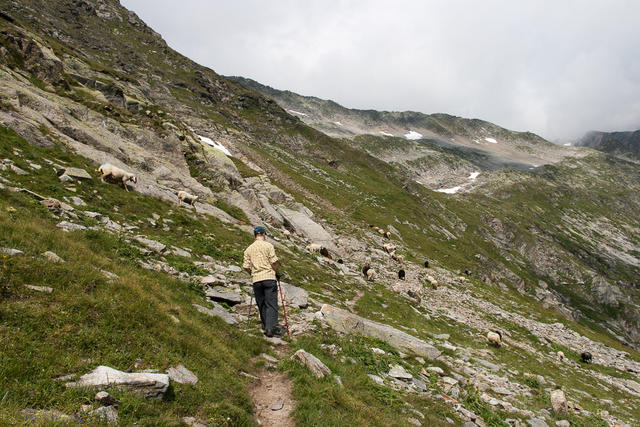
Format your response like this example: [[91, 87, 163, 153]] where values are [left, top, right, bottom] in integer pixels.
[[366, 268, 377, 281], [306, 243, 322, 253], [177, 190, 199, 207], [97, 163, 137, 191], [283, 230, 291, 239], [391, 252, 404, 263], [557, 351, 565, 362], [487, 331, 502, 347], [384, 231, 391, 239], [425, 274, 438, 289], [383, 243, 397, 253], [377, 228, 386, 236]]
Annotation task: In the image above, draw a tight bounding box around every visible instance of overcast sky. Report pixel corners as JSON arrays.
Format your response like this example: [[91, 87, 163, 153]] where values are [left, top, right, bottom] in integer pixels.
[[121, 0, 640, 141]]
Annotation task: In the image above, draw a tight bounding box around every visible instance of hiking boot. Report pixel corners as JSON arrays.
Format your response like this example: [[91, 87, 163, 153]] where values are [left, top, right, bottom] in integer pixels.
[[264, 329, 275, 337], [274, 325, 287, 336]]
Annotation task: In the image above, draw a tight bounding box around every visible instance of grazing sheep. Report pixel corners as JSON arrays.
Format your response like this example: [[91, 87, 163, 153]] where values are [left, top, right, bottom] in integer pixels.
[[337, 259, 344, 264], [306, 243, 322, 253], [424, 260, 430, 268], [177, 190, 199, 207], [366, 268, 377, 281], [391, 252, 404, 263], [464, 269, 472, 276], [383, 243, 397, 253], [97, 163, 137, 191], [362, 264, 370, 277], [580, 352, 592, 363], [377, 228, 386, 236], [557, 351, 565, 362], [398, 269, 405, 280], [384, 231, 391, 239], [371, 226, 381, 233], [487, 331, 502, 347], [425, 274, 438, 289], [283, 230, 291, 239], [319, 247, 332, 259]]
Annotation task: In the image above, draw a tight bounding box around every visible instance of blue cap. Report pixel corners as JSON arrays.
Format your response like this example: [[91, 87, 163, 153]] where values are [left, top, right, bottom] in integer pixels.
[[253, 225, 266, 235]]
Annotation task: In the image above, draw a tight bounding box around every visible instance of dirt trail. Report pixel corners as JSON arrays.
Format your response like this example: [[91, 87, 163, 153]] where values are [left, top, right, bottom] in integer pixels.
[[248, 339, 296, 427], [248, 366, 295, 427]]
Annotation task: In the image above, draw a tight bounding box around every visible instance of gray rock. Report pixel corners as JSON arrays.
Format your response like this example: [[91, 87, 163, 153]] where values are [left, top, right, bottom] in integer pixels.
[[270, 399, 284, 411], [276, 206, 335, 250], [368, 374, 385, 386], [492, 386, 512, 395], [101, 270, 119, 280], [205, 289, 243, 305], [260, 353, 279, 364], [94, 391, 120, 406], [66, 366, 169, 400], [334, 375, 343, 387], [407, 418, 421, 426], [22, 409, 73, 422], [134, 236, 166, 253], [200, 275, 226, 286], [592, 276, 624, 307], [58, 174, 74, 182], [555, 421, 570, 427], [193, 303, 238, 325], [550, 389, 567, 414], [89, 405, 118, 423], [183, 416, 208, 427], [166, 364, 198, 385], [71, 196, 87, 206], [291, 349, 331, 378], [64, 167, 92, 180], [25, 285, 53, 293], [410, 377, 426, 392], [279, 281, 309, 308], [427, 366, 444, 375], [388, 364, 412, 380], [10, 164, 27, 175], [1, 247, 23, 256], [42, 251, 65, 263], [320, 304, 441, 360], [171, 246, 191, 258], [527, 418, 549, 427], [56, 221, 87, 232]]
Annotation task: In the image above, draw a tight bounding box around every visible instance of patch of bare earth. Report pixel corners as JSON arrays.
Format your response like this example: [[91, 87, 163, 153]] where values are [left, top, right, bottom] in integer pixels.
[[248, 366, 295, 427]]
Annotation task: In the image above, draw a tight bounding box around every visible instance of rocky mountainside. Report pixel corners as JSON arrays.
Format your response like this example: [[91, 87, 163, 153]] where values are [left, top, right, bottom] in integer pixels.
[[1, 1, 640, 426], [577, 130, 640, 163]]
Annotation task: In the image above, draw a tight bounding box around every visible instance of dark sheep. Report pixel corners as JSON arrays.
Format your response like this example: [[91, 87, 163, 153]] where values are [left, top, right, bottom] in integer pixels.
[[398, 269, 405, 280], [319, 247, 332, 259], [580, 352, 592, 363], [464, 269, 472, 275], [424, 260, 430, 268], [362, 265, 370, 276], [337, 259, 344, 264]]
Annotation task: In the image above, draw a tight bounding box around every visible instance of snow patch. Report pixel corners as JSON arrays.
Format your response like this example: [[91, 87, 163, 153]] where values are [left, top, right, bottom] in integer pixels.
[[468, 172, 480, 180], [196, 135, 232, 156], [484, 137, 497, 144], [404, 130, 423, 140], [436, 186, 462, 194], [287, 109, 308, 117], [379, 131, 394, 137], [563, 143, 572, 146]]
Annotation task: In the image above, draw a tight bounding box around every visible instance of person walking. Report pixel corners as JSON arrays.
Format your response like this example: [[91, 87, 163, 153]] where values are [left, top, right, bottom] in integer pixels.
[[243, 225, 281, 337]]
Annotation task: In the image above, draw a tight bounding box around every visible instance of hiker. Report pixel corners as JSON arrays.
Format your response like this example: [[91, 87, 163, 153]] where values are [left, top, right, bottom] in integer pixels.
[[243, 225, 282, 337]]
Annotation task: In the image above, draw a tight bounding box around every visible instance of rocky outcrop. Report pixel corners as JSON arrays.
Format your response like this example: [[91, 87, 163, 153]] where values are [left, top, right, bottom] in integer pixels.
[[66, 366, 170, 400], [193, 302, 238, 325], [319, 304, 441, 360], [291, 349, 331, 378]]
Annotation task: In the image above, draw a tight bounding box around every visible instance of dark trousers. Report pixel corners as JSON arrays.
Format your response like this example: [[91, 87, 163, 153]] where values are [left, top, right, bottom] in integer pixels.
[[253, 279, 278, 333]]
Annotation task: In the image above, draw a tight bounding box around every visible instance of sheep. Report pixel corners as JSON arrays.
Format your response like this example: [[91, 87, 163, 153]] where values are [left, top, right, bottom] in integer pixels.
[[306, 243, 322, 253], [557, 351, 565, 362], [580, 352, 592, 363], [337, 259, 344, 264], [97, 163, 137, 191], [366, 268, 377, 281], [424, 260, 430, 268], [377, 228, 386, 236], [362, 264, 371, 277], [464, 269, 472, 276], [384, 231, 391, 239], [177, 190, 198, 207], [283, 230, 291, 239], [319, 247, 332, 259], [425, 274, 438, 289], [383, 243, 397, 253], [487, 331, 502, 347], [398, 269, 405, 280], [391, 252, 404, 263]]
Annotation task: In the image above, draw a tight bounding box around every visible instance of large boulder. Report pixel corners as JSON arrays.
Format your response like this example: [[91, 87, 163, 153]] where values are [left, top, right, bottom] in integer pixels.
[[193, 303, 238, 325], [276, 207, 335, 250], [279, 281, 309, 308], [550, 389, 567, 415], [65, 366, 169, 400], [320, 304, 441, 360]]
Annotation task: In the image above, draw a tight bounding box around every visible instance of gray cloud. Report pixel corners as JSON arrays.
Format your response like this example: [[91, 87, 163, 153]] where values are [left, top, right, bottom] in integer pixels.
[[121, 0, 640, 140]]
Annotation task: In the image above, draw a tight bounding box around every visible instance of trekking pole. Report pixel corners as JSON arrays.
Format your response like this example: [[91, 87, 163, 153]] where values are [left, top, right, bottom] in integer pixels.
[[246, 295, 253, 331], [277, 278, 291, 337]]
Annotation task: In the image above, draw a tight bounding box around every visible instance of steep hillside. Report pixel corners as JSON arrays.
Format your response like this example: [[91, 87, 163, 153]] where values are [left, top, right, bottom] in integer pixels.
[[1, 1, 640, 426], [577, 130, 640, 163]]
